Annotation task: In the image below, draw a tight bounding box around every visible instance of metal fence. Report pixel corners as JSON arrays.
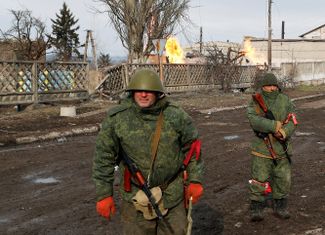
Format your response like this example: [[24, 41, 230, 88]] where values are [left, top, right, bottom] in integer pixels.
[[96, 63, 259, 97], [0, 61, 89, 105]]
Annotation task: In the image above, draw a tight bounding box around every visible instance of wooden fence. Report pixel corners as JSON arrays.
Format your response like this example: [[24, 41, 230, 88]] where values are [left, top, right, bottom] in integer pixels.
[[0, 61, 89, 105], [96, 63, 259, 97], [0, 61, 260, 104]]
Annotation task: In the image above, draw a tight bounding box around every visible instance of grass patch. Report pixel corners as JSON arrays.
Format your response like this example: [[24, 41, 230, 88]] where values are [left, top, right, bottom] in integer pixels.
[[295, 84, 325, 92]]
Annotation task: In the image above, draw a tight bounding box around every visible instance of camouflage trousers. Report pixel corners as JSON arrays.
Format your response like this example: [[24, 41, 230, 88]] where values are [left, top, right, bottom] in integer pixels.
[[249, 155, 291, 202], [120, 200, 187, 235]]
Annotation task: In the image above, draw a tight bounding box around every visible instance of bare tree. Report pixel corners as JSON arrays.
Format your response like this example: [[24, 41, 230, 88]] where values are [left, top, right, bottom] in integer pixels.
[[0, 9, 50, 60], [206, 45, 246, 92], [93, 0, 190, 62]]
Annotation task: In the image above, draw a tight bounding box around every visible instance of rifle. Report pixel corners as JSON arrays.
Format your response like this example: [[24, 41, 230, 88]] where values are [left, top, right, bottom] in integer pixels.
[[252, 93, 291, 165], [118, 144, 164, 220]]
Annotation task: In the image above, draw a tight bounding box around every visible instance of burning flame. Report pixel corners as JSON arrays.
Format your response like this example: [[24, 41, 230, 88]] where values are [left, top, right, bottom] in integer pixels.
[[243, 38, 265, 65], [243, 38, 257, 64], [165, 37, 184, 63]]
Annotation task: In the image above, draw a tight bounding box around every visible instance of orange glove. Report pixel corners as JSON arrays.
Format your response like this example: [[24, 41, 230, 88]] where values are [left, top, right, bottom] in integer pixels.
[[186, 183, 203, 204], [96, 196, 116, 219]]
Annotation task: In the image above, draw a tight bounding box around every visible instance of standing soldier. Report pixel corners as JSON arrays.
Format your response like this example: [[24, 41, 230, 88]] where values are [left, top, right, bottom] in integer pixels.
[[93, 69, 204, 234], [247, 73, 298, 221]]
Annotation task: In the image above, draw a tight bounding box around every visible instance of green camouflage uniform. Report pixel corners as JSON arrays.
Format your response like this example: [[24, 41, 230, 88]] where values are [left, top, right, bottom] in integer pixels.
[[247, 90, 297, 202], [93, 95, 203, 234]]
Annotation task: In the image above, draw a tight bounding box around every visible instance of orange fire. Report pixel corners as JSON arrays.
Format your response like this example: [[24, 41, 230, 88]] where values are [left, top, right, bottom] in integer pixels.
[[244, 37, 267, 65], [165, 37, 185, 63], [243, 38, 257, 64]]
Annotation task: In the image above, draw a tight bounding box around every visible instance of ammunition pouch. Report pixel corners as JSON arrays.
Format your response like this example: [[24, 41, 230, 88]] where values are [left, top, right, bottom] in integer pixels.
[[132, 186, 168, 220]]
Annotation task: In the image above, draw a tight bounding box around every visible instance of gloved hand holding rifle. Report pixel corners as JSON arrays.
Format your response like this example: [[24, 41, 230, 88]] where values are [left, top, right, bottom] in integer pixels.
[[252, 93, 280, 165], [252, 93, 298, 165]]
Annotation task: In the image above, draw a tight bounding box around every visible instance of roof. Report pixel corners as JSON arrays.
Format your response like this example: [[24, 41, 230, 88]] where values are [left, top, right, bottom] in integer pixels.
[[249, 38, 325, 43], [299, 24, 325, 38]]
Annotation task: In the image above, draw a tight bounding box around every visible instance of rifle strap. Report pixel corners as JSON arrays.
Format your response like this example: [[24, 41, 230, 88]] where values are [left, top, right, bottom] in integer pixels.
[[124, 167, 132, 192], [147, 110, 164, 186], [251, 150, 287, 160], [253, 93, 264, 116]]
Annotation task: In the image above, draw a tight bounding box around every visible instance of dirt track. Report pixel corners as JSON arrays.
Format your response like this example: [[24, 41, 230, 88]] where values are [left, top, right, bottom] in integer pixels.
[[0, 90, 324, 235]]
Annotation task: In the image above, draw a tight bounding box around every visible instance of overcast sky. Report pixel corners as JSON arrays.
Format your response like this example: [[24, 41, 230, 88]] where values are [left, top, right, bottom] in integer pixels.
[[0, 0, 324, 57]]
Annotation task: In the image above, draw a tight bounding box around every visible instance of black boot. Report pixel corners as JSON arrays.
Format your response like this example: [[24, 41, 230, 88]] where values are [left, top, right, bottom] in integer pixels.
[[250, 200, 264, 222], [274, 198, 290, 219]]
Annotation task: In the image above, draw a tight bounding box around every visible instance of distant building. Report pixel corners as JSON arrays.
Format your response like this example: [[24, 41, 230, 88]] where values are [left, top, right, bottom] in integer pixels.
[[184, 41, 240, 56], [299, 24, 325, 39], [0, 39, 46, 61], [183, 41, 241, 64], [243, 36, 325, 67], [243, 24, 325, 85], [0, 40, 16, 61], [243, 24, 325, 67]]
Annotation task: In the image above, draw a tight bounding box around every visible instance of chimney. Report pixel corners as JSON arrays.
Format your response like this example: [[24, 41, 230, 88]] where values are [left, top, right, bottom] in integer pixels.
[[281, 21, 285, 39]]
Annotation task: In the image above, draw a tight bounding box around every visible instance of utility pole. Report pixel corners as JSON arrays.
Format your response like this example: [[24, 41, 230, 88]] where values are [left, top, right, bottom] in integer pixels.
[[152, 39, 166, 83], [267, 0, 272, 71], [199, 27, 203, 54], [84, 30, 98, 71], [84, 32, 89, 62]]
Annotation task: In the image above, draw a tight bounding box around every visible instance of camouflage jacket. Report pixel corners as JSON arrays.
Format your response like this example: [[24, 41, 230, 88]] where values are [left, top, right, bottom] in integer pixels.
[[93, 96, 203, 208], [247, 90, 297, 159]]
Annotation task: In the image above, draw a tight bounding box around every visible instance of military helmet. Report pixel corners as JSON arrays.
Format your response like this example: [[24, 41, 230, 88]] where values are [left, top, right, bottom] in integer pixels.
[[126, 69, 164, 93], [260, 73, 279, 87]]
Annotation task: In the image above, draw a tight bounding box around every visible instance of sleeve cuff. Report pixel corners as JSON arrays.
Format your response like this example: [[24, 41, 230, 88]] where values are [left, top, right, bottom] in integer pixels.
[[96, 184, 113, 201]]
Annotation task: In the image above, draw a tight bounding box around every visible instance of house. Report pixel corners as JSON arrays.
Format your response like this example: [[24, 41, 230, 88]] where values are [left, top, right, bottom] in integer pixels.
[[243, 23, 325, 85], [0, 40, 15, 61], [243, 36, 325, 67], [0, 39, 46, 61], [183, 41, 241, 64], [299, 24, 325, 39]]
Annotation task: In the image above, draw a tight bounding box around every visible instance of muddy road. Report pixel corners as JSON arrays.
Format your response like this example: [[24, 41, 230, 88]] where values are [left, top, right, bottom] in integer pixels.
[[0, 96, 324, 235]]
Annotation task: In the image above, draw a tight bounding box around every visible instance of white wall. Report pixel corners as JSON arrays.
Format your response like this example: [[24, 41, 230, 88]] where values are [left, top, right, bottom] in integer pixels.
[[245, 39, 325, 68], [280, 61, 325, 85]]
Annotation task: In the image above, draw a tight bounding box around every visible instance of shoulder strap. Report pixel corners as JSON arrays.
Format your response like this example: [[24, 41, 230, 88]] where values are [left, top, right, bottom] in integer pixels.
[[147, 110, 164, 186]]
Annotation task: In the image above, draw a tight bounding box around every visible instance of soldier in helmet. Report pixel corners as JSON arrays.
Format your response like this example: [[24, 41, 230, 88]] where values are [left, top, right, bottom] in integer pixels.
[[247, 73, 298, 222], [93, 68, 204, 234]]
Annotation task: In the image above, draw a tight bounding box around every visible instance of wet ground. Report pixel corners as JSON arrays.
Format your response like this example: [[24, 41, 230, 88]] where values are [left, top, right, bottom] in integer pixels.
[[0, 89, 324, 235]]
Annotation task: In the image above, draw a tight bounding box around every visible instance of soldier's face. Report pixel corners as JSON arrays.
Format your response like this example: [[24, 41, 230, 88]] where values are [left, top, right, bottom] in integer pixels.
[[262, 85, 278, 92], [133, 91, 157, 108]]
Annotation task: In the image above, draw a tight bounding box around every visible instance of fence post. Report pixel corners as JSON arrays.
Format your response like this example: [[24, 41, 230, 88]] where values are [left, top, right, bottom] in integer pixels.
[[32, 62, 38, 104], [312, 61, 315, 81], [209, 65, 215, 85], [123, 63, 129, 90], [186, 64, 191, 86]]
